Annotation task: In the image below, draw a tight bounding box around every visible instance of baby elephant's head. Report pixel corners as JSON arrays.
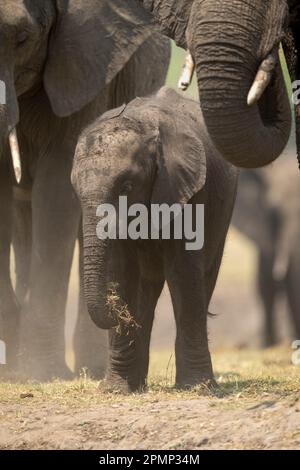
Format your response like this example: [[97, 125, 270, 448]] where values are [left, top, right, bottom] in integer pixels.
[[71, 88, 207, 330], [72, 113, 157, 211]]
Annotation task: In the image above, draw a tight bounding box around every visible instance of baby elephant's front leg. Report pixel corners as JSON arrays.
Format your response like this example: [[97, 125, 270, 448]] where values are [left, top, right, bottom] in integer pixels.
[[105, 326, 144, 393], [104, 276, 164, 393]]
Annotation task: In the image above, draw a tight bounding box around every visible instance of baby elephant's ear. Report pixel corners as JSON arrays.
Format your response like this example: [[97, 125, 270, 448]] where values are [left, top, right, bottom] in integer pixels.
[[151, 99, 207, 207]]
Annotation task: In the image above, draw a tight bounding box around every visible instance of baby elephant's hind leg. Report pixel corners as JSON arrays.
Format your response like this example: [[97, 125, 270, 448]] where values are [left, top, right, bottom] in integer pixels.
[[164, 242, 214, 389]]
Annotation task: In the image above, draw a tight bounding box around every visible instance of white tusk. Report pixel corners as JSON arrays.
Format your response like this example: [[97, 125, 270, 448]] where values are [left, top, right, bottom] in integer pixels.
[[9, 128, 22, 184], [178, 51, 195, 91], [247, 49, 278, 106]]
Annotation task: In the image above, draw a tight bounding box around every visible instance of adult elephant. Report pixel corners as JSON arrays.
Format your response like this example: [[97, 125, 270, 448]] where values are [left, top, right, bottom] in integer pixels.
[[0, 0, 170, 380], [232, 160, 300, 346], [139, 0, 300, 168]]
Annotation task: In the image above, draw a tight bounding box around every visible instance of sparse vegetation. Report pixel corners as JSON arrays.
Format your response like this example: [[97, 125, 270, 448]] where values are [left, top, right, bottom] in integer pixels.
[[0, 346, 299, 450], [1, 346, 299, 407]]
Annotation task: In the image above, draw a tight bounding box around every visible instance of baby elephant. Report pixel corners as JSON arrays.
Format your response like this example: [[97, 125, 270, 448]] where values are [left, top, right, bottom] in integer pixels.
[[72, 87, 238, 392]]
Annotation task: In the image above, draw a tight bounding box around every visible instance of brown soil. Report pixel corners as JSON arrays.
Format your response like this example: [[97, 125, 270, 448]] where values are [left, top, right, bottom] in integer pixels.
[[1, 394, 299, 450]]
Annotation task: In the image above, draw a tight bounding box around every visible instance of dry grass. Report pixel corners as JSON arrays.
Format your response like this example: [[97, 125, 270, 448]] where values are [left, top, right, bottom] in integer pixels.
[[0, 345, 299, 408], [106, 283, 141, 334]]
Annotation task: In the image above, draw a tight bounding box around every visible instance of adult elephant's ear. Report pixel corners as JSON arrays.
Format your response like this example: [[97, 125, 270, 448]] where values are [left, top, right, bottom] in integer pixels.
[[151, 88, 206, 207], [140, 0, 193, 49], [44, 0, 154, 117]]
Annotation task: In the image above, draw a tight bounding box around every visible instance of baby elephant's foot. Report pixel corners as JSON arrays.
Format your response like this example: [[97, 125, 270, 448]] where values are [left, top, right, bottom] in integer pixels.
[[99, 373, 145, 394], [98, 376, 131, 395], [176, 373, 217, 392]]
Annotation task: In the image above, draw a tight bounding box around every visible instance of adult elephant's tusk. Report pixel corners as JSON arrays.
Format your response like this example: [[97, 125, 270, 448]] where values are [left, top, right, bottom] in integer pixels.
[[247, 48, 278, 106], [178, 51, 195, 91], [9, 128, 22, 184]]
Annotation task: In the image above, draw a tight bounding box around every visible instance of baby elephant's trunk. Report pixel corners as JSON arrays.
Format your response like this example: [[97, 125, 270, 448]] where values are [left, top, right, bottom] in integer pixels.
[[82, 210, 119, 330]]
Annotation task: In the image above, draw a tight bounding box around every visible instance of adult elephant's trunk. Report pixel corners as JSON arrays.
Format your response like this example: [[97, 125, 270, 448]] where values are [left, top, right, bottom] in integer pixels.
[[0, 66, 21, 181], [189, 0, 291, 168], [82, 209, 119, 330]]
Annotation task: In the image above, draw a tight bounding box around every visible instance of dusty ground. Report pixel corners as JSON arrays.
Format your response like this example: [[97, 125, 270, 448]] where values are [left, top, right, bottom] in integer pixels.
[[0, 347, 300, 450]]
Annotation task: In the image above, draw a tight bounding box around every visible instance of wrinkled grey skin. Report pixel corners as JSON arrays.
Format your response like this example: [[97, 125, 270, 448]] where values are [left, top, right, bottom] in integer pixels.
[[0, 0, 170, 380], [232, 163, 300, 346], [282, 2, 300, 167], [72, 88, 238, 392], [139, 0, 295, 169]]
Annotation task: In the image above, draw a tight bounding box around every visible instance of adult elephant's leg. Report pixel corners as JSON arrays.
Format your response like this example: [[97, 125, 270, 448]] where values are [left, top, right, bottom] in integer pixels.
[[164, 241, 214, 389], [0, 156, 20, 376], [74, 224, 108, 379], [286, 252, 300, 341], [20, 143, 80, 381], [12, 188, 32, 304], [257, 250, 277, 347]]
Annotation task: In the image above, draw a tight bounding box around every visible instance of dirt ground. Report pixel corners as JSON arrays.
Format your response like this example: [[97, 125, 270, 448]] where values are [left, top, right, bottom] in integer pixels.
[[1, 396, 300, 450]]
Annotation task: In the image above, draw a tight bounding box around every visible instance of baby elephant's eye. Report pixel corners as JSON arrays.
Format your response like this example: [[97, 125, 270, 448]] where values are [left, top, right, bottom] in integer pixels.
[[16, 31, 29, 48], [120, 181, 133, 195]]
